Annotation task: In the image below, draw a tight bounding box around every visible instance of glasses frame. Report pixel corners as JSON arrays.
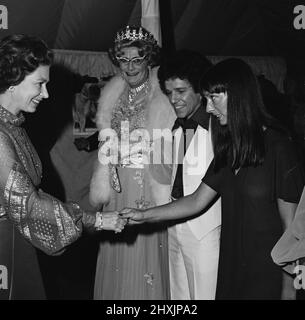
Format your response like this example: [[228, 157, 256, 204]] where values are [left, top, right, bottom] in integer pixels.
[[116, 55, 147, 66]]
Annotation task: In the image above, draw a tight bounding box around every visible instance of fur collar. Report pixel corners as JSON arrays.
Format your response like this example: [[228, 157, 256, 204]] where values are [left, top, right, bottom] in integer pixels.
[[89, 68, 176, 208]]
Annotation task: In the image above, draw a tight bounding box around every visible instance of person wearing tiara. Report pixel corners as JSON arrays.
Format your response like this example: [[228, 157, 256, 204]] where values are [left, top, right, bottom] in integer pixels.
[[89, 25, 176, 300]]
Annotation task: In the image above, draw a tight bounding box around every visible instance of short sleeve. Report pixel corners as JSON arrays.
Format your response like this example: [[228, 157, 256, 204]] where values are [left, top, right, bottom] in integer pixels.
[[273, 138, 305, 203], [202, 159, 224, 194]]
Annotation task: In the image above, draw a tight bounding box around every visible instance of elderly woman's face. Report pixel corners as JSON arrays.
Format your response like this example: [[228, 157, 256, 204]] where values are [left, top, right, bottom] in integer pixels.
[[9, 65, 50, 115], [117, 46, 148, 87]]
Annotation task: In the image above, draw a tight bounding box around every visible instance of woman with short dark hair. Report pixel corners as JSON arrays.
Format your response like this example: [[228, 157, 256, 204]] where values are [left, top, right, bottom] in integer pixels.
[[0, 34, 125, 300]]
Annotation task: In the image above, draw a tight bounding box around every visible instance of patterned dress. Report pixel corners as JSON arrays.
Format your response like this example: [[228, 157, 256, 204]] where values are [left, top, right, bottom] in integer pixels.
[[0, 106, 94, 299], [94, 73, 174, 300]]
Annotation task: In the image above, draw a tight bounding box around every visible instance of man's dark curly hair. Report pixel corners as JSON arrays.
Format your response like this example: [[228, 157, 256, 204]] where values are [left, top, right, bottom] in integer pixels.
[[109, 26, 160, 68], [158, 50, 212, 94], [0, 34, 53, 94]]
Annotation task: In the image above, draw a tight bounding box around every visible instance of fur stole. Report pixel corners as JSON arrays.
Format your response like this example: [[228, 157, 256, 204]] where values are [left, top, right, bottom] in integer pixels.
[[89, 68, 176, 208]]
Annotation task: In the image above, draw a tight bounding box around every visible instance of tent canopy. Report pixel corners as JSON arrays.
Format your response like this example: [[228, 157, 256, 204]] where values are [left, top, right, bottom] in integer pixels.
[[1, 0, 304, 56]]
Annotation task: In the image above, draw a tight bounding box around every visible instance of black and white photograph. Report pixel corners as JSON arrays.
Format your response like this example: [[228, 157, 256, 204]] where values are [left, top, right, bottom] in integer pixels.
[[0, 0, 305, 308]]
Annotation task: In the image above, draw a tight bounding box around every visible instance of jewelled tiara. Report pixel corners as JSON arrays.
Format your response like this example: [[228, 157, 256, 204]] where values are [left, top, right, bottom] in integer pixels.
[[115, 25, 157, 45]]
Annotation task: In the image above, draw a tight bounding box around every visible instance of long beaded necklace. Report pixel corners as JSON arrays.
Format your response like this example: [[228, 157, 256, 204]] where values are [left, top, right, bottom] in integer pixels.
[[127, 78, 150, 106], [112, 76, 151, 139]]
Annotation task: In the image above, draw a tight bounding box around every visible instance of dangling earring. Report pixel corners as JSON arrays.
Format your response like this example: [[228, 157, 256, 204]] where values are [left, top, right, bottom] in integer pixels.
[[8, 86, 15, 92]]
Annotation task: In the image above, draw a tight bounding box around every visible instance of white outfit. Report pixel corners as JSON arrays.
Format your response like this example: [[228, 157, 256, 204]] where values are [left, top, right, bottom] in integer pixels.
[[169, 124, 221, 300]]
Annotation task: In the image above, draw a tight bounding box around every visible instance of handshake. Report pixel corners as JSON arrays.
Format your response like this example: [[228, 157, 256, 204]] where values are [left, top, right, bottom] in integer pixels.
[[94, 207, 146, 233]]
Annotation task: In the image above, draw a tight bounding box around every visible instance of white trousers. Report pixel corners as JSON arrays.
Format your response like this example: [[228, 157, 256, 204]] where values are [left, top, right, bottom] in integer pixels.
[[168, 223, 220, 300]]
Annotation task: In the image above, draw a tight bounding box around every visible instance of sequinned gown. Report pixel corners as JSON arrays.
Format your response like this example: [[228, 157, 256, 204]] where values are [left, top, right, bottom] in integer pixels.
[[0, 106, 94, 300], [93, 70, 176, 300]]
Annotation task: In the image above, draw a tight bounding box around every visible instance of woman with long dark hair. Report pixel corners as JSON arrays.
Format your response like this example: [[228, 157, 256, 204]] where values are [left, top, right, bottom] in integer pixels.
[[122, 58, 305, 299]]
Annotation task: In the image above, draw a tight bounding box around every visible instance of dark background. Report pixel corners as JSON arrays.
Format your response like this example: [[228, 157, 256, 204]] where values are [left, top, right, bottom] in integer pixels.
[[0, 0, 303, 56]]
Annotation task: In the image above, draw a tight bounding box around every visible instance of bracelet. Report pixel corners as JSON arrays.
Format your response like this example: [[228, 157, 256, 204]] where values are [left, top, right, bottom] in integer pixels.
[[95, 212, 104, 230]]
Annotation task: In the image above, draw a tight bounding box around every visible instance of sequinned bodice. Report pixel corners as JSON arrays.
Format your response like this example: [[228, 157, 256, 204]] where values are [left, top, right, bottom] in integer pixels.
[[0, 105, 42, 186], [0, 105, 88, 255], [111, 80, 150, 138], [109, 80, 152, 168]]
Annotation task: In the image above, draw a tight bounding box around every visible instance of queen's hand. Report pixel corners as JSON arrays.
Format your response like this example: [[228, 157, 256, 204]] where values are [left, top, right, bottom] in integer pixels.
[[95, 211, 127, 233]]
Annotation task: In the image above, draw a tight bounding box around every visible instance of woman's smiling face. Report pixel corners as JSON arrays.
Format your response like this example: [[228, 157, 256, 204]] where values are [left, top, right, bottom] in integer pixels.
[[117, 46, 149, 87], [10, 65, 50, 115]]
